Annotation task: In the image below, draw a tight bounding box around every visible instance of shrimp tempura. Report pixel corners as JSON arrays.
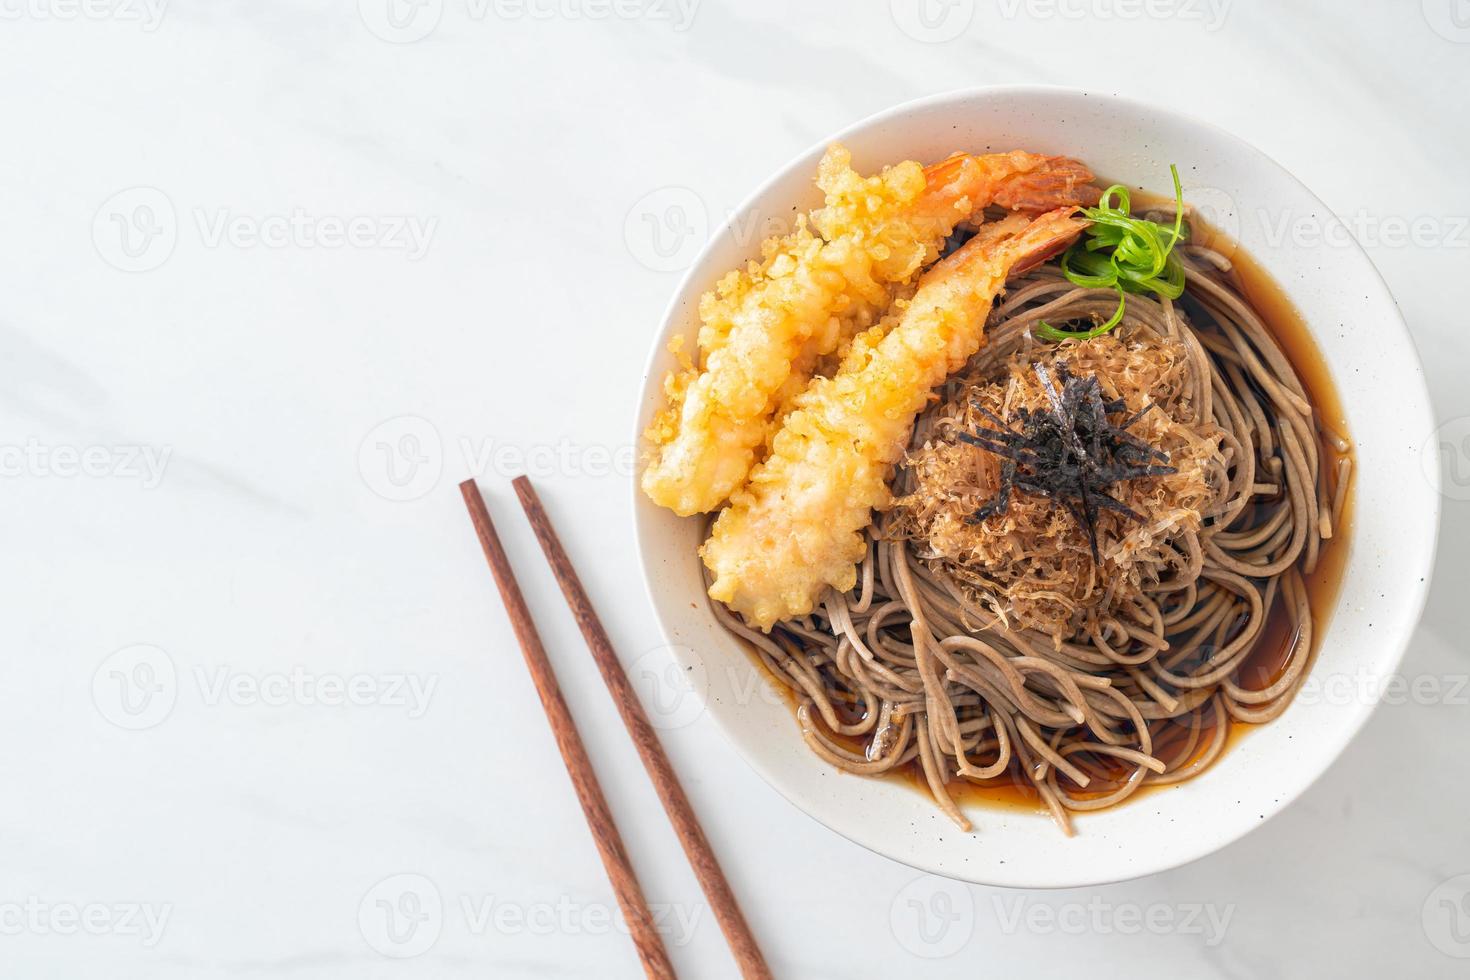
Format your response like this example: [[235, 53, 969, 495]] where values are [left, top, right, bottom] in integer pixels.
[[702, 208, 1091, 630], [641, 145, 1097, 516]]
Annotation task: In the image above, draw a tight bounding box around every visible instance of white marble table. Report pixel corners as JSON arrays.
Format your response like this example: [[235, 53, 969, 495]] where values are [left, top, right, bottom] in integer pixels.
[[2, 1, 1468, 976]]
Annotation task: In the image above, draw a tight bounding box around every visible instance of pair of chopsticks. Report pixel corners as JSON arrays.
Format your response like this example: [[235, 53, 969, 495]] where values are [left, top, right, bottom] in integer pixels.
[[460, 476, 772, 980]]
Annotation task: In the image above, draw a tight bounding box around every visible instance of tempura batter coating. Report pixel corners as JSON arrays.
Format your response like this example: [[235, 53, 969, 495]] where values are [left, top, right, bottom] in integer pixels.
[[702, 209, 1090, 629], [641, 146, 1098, 516]]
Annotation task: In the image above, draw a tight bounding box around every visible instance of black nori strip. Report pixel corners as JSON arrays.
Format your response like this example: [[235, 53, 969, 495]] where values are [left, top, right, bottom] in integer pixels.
[[962, 363, 1177, 562]]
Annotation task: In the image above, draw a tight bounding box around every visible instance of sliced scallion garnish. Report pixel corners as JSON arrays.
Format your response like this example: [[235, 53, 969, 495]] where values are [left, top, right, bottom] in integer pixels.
[[1037, 165, 1187, 342]]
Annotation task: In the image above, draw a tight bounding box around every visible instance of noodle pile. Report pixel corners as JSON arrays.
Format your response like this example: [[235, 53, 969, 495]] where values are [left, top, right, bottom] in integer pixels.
[[710, 233, 1354, 835]]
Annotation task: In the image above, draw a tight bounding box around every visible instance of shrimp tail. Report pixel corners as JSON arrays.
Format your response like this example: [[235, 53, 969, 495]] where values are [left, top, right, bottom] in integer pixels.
[[922, 152, 1101, 215], [991, 156, 1102, 212]]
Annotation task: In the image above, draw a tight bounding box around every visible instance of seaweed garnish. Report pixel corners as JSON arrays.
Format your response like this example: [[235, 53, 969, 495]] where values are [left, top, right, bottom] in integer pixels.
[[957, 363, 1177, 562]]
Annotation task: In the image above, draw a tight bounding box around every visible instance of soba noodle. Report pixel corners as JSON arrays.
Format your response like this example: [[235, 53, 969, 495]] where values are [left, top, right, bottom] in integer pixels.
[[709, 234, 1352, 835]]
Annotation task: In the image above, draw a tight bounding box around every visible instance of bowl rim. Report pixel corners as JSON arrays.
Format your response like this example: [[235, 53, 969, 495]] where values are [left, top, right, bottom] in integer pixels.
[[628, 84, 1441, 888]]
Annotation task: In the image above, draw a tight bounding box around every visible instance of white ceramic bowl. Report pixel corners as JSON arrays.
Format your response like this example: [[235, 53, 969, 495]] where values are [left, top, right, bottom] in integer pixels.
[[632, 87, 1439, 888]]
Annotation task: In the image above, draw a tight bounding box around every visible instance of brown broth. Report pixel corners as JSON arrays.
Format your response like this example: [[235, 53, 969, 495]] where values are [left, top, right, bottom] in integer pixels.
[[739, 214, 1356, 822]]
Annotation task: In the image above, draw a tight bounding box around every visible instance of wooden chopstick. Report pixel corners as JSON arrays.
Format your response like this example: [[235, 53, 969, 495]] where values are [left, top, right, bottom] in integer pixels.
[[458, 480, 677, 980], [512, 476, 774, 980]]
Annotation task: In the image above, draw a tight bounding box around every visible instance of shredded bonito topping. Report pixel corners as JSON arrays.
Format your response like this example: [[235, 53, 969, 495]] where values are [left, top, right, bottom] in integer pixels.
[[892, 329, 1223, 642]]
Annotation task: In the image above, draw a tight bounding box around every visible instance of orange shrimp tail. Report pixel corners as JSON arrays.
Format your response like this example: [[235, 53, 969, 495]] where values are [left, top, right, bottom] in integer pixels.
[[1007, 207, 1091, 275], [921, 152, 1102, 215], [991, 157, 1101, 212]]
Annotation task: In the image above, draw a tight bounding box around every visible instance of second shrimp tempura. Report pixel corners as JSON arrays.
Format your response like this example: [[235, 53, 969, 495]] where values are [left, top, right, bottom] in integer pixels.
[[702, 208, 1091, 630], [641, 145, 1098, 516]]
